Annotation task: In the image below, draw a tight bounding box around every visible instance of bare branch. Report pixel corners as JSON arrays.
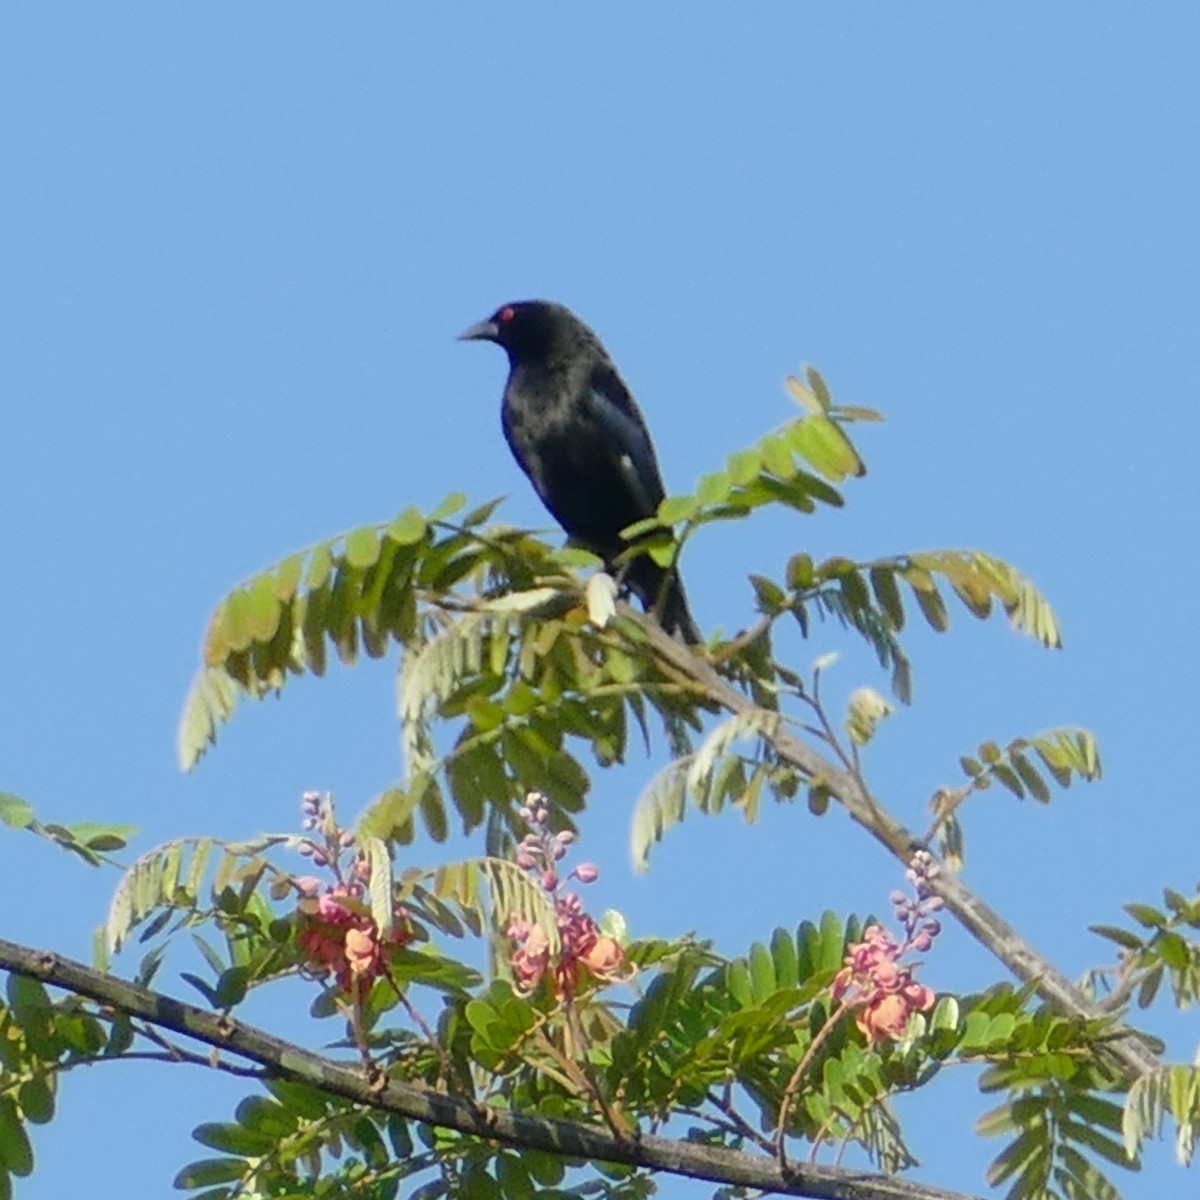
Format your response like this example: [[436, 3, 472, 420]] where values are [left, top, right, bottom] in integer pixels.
[[0, 936, 983, 1200]]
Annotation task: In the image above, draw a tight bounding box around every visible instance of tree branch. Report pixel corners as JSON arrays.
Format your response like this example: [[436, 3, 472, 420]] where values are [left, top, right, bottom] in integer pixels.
[[629, 608, 1160, 1082], [0, 937, 982, 1200]]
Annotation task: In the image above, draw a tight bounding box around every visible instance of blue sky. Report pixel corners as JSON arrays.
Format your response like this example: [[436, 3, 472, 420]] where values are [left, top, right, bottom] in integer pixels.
[[3, 6, 1198, 1197]]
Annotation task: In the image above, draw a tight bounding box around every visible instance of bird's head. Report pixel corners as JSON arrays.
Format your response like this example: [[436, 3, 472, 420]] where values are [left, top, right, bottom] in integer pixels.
[[458, 300, 578, 363]]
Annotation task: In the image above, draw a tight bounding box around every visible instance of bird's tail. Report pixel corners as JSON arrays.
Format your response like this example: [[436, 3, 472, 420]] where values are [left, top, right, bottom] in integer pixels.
[[623, 556, 703, 646]]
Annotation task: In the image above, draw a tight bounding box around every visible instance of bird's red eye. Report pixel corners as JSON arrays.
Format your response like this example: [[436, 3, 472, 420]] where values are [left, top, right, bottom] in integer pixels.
[[498, 306, 515, 323]]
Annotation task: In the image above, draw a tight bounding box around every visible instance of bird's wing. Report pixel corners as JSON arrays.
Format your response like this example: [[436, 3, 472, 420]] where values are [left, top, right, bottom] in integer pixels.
[[584, 364, 667, 517]]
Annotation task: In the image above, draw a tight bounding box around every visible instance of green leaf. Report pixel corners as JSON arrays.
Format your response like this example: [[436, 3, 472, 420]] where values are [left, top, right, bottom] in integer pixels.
[[760, 433, 796, 479], [496, 1152, 534, 1200], [1009, 752, 1051, 803], [174, 1158, 249, 1189], [987, 1127, 1048, 1188], [905, 571, 949, 632], [192, 1123, 279, 1157], [785, 374, 824, 414], [459, 496, 505, 527], [726, 447, 762, 484], [386, 1114, 413, 1158], [233, 1096, 296, 1140], [1125, 903, 1167, 930], [0, 794, 35, 830], [786, 553, 814, 590], [695, 470, 733, 507], [869, 566, 904, 630], [1089, 924, 1144, 951], [0, 1099, 32, 1177], [213, 966, 249, 1009], [771, 926, 800, 990], [748, 941, 776, 1003], [344, 525, 382, 569], [749, 574, 787, 614], [428, 491, 468, 522], [834, 404, 885, 423], [786, 414, 865, 482], [362, 835, 395, 935], [67, 822, 138, 853], [629, 758, 689, 871], [657, 493, 698, 525], [263, 1078, 332, 1120], [818, 911, 847, 974], [16, 1077, 54, 1126], [1136, 963, 1164, 1009], [6, 976, 52, 1028], [387, 507, 428, 545]]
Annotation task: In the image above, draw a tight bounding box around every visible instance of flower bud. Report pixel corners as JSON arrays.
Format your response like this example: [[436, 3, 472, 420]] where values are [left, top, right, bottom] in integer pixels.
[[844, 687, 893, 747], [573, 863, 600, 884]]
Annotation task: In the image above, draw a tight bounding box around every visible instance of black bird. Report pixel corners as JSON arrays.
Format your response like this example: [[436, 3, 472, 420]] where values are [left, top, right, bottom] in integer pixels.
[[459, 300, 701, 644]]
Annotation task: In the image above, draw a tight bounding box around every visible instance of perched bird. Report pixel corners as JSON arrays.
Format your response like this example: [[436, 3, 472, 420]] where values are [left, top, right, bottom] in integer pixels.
[[459, 300, 701, 644]]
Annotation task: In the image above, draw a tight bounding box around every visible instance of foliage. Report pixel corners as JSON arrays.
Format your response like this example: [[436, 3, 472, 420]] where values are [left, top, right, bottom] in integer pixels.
[[3, 371, 1194, 1200], [177, 371, 1061, 864], [0, 791, 135, 869]]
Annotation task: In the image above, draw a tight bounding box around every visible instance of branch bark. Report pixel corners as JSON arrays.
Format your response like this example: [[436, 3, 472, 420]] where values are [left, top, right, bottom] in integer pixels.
[[0, 937, 981, 1200]]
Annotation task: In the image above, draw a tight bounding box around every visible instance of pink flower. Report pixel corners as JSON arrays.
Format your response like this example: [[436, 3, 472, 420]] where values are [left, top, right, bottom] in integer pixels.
[[505, 793, 633, 1000], [318, 895, 349, 921], [345, 927, 379, 978], [856, 982, 935, 1043], [511, 923, 552, 993], [297, 892, 413, 994], [578, 934, 623, 979], [857, 994, 911, 1042], [834, 922, 936, 1045]]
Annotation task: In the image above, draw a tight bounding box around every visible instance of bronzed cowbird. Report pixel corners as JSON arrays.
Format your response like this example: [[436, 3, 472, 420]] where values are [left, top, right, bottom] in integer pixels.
[[459, 300, 701, 644]]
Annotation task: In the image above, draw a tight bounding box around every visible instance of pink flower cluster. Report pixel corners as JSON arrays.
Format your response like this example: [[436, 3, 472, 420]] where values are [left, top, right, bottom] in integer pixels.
[[833, 851, 942, 1044], [506, 792, 627, 999], [297, 884, 413, 995], [292, 791, 412, 995]]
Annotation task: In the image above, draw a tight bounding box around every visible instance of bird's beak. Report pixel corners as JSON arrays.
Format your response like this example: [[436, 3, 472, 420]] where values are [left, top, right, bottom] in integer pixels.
[[457, 318, 499, 342]]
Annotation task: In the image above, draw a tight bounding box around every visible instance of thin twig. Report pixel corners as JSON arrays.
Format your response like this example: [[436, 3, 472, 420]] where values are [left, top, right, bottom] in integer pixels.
[[565, 995, 633, 1141], [704, 1089, 775, 1154], [776, 1001, 852, 1167]]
